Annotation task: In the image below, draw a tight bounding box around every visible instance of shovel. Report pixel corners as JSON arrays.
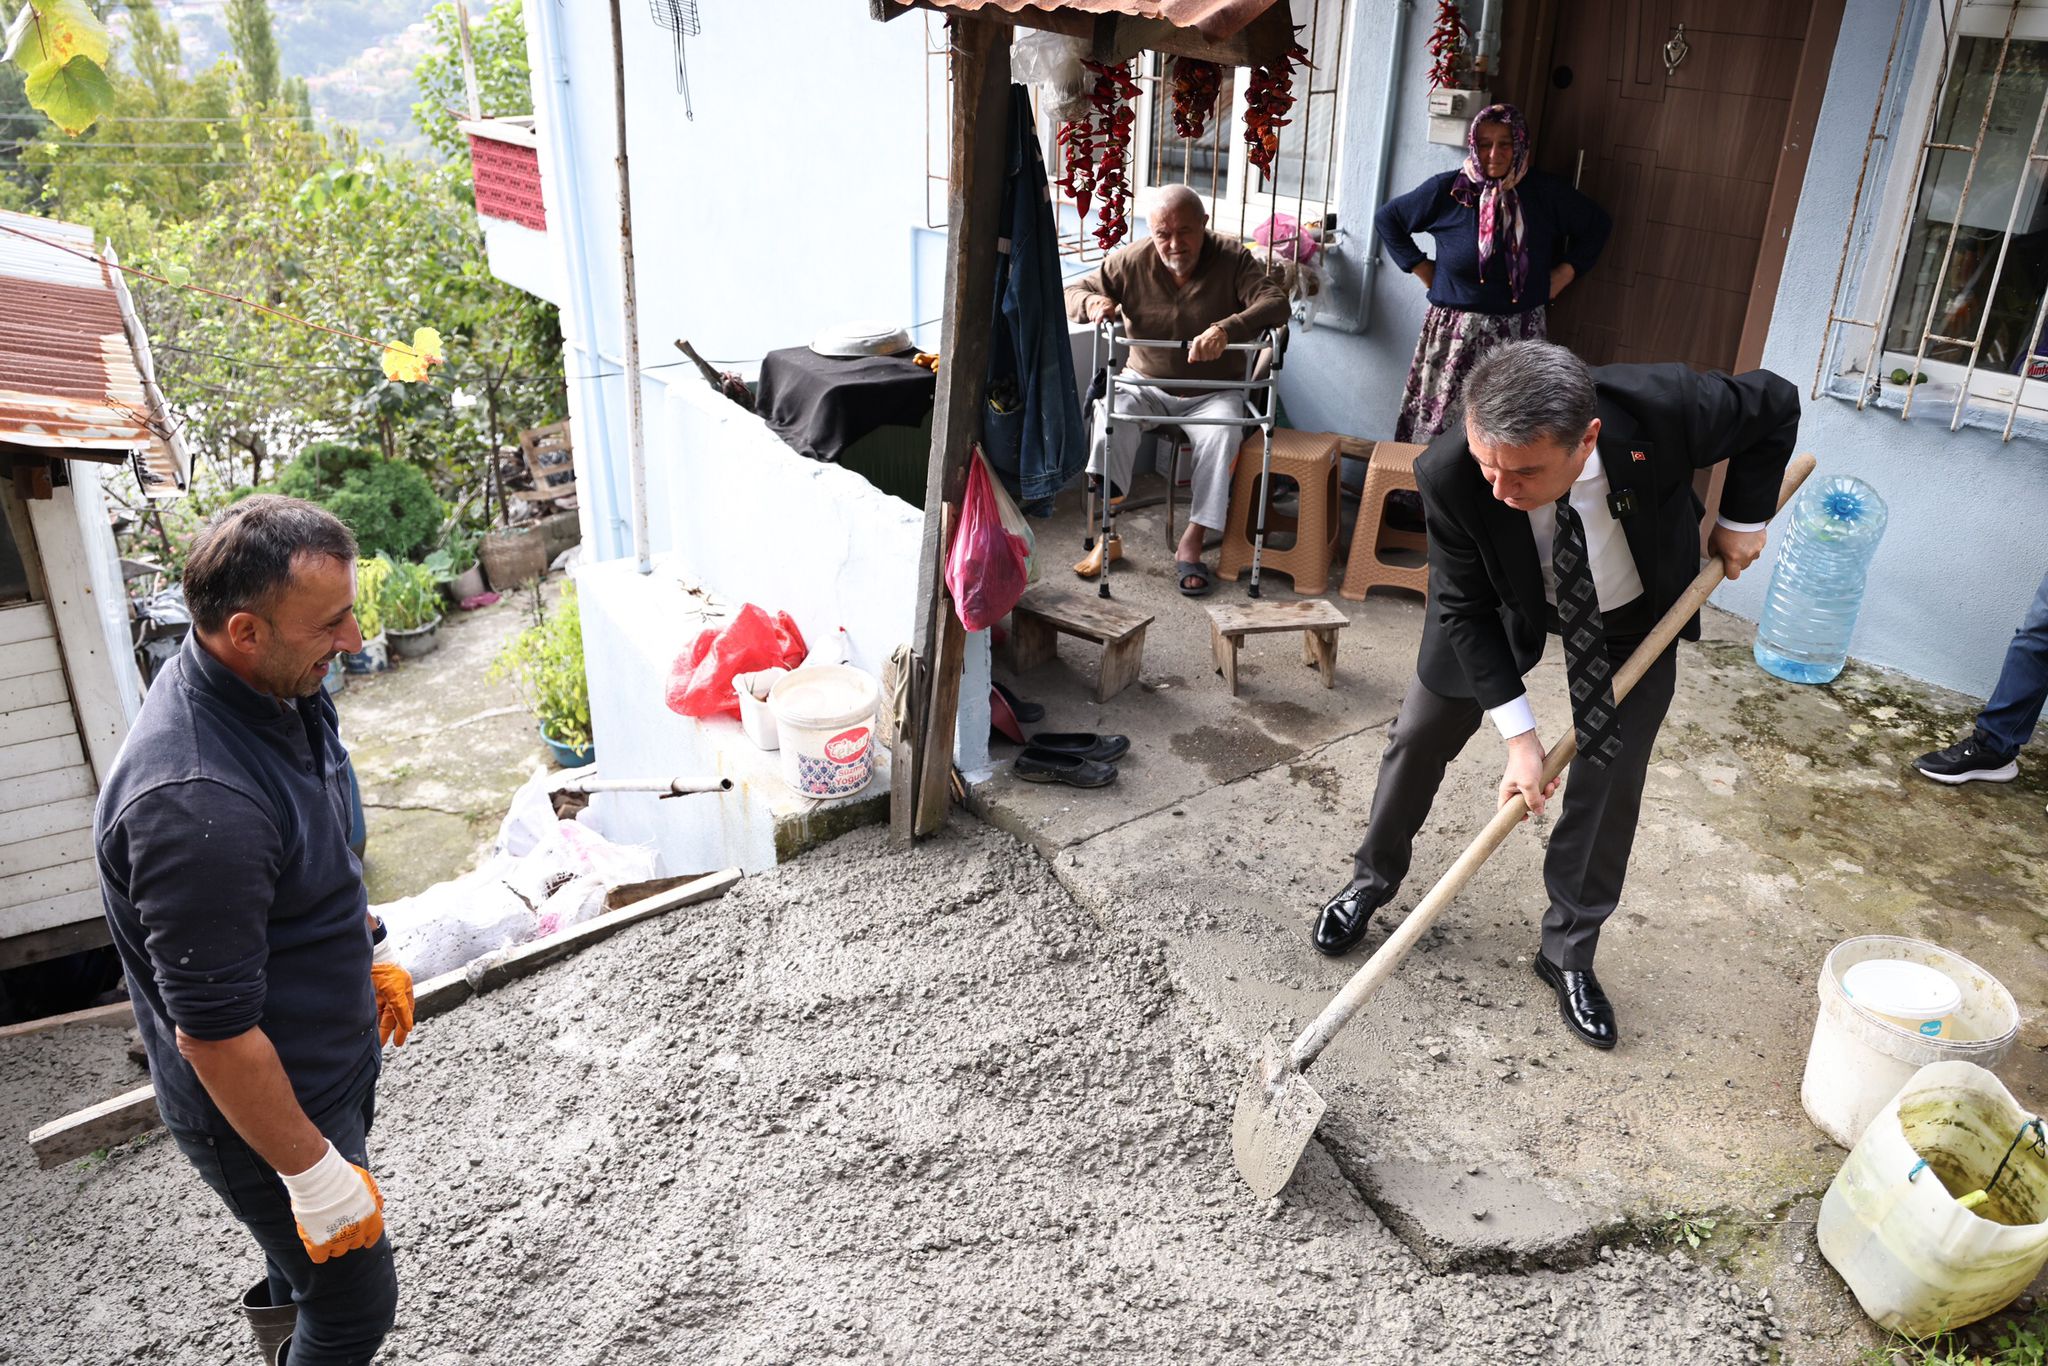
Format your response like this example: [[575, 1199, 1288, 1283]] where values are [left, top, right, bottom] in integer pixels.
[[1231, 452, 1818, 1200]]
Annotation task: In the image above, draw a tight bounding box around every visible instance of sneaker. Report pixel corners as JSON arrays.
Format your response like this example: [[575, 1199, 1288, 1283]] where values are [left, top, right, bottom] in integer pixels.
[[1915, 735, 2020, 784]]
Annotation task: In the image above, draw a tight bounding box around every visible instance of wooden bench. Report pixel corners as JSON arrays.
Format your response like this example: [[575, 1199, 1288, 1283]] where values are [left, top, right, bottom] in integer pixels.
[[1205, 598, 1350, 697], [1007, 585, 1154, 702]]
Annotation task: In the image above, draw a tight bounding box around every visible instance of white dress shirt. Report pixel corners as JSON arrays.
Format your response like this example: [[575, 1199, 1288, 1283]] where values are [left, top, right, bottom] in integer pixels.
[[1486, 451, 1765, 740]]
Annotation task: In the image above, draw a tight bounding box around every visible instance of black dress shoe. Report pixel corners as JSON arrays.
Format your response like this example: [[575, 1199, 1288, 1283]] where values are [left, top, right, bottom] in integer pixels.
[[1533, 953, 1618, 1050], [1311, 881, 1384, 958]]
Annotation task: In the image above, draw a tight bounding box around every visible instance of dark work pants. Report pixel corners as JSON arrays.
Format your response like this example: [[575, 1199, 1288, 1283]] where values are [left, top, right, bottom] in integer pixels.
[[1349, 640, 1679, 971], [168, 1073, 397, 1366]]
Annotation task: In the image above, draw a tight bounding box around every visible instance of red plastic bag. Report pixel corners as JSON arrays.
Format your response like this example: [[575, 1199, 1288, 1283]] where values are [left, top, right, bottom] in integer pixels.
[[665, 604, 808, 718], [944, 451, 1030, 632]]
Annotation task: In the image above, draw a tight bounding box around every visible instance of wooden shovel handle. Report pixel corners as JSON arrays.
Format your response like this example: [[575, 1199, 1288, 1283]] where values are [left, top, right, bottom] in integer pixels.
[[1290, 453, 1817, 1070]]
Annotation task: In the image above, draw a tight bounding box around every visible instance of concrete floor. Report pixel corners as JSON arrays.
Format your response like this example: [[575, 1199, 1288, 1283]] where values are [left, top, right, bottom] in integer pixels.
[[336, 583, 556, 905], [975, 475, 2048, 1364]]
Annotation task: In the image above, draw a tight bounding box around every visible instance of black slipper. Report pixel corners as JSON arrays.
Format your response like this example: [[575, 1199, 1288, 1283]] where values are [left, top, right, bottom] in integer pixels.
[[1027, 731, 1130, 763], [1013, 746, 1118, 787], [992, 679, 1045, 724], [1177, 559, 1214, 597]]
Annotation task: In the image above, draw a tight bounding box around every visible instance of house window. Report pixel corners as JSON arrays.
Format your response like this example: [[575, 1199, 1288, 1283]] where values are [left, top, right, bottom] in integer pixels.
[[1057, 0, 1351, 257], [1819, 0, 2048, 437]]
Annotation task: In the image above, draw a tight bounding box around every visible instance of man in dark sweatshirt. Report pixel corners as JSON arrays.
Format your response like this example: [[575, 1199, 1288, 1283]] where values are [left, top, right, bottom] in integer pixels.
[[96, 495, 414, 1366]]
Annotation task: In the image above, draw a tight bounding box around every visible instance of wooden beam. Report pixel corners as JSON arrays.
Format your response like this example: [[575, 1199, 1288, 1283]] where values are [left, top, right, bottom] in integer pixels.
[[0, 999, 135, 1042], [1092, 6, 1296, 66], [25, 870, 742, 1168], [0, 916, 112, 973], [902, 15, 1012, 840]]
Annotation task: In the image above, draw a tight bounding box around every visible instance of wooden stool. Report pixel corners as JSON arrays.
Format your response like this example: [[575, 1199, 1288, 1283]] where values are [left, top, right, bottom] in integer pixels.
[[1340, 440, 1430, 601], [1007, 584, 1155, 703], [1216, 429, 1343, 595], [1205, 598, 1350, 697]]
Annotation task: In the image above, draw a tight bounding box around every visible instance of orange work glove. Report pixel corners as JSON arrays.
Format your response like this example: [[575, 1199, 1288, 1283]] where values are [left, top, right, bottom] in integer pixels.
[[279, 1142, 386, 1264], [370, 936, 414, 1048]]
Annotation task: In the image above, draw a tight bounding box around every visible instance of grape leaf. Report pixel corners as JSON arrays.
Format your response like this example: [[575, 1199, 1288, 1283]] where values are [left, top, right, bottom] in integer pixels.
[[381, 327, 446, 384], [6, 0, 111, 77], [23, 52, 114, 135]]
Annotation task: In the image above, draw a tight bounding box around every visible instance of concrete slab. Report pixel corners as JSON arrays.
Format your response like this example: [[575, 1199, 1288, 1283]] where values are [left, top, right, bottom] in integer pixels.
[[979, 484, 2048, 1322], [337, 589, 550, 904]]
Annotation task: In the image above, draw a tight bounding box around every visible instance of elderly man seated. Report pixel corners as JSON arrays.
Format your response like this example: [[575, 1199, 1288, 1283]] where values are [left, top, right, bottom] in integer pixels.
[[1063, 184, 1291, 596]]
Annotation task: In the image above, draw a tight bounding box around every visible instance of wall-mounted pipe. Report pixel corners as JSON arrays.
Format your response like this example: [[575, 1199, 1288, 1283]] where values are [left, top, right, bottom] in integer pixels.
[[1297, 0, 1411, 336]]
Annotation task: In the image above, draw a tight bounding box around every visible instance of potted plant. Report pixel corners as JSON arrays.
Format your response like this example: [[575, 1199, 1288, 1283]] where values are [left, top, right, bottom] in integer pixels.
[[379, 556, 446, 659], [490, 581, 592, 766], [343, 556, 391, 674], [425, 524, 486, 603]]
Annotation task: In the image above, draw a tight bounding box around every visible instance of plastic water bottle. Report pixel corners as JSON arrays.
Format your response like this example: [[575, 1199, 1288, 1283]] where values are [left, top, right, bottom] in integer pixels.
[[1753, 476, 1889, 685]]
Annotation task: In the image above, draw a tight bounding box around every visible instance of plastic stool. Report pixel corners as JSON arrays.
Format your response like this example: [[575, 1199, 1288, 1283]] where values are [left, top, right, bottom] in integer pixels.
[[1340, 440, 1430, 601], [1216, 429, 1343, 595]]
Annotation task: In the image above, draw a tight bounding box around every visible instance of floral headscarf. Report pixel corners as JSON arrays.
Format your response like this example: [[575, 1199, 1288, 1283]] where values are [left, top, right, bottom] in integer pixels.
[[1448, 103, 1532, 303]]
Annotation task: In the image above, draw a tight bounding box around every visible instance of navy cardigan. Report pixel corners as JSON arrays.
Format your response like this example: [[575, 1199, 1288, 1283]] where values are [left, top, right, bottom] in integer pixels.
[[1374, 169, 1612, 316]]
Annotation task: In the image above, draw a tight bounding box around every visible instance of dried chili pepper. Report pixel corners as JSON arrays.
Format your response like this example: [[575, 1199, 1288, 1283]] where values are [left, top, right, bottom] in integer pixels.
[[1169, 57, 1222, 141], [1057, 119, 1096, 221], [1243, 35, 1312, 187], [1426, 0, 1469, 91], [1082, 59, 1142, 249]]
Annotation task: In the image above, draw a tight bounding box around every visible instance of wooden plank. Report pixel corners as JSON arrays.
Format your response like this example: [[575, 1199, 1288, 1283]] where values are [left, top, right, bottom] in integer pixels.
[[0, 733, 87, 782], [0, 702, 75, 749], [0, 634, 63, 682], [1207, 598, 1350, 637], [904, 16, 1012, 841], [25, 869, 742, 1168], [26, 487, 131, 784], [29, 1083, 159, 1169], [5, 669, 70, 711], [0, 858, 98, 913], [0, 903, 109, 970], [0, 795, 95, 845], [0, 603, 55, 648], [0, 763, 94, 814], [0, 998, 134, 1041], [0, 827, 93, 879], [1014, 584, 1153, 645], [1096, 626, 1147, 703]]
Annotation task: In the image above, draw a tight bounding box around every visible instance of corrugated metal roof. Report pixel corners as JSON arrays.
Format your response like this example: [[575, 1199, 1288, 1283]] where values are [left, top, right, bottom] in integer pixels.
[[0, 210, 188, 499], [907, 0, 1281, 41]]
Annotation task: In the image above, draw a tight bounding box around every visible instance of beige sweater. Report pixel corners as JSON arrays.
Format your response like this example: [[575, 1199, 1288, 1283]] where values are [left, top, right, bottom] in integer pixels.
[[1063, 232, 1290, 385]]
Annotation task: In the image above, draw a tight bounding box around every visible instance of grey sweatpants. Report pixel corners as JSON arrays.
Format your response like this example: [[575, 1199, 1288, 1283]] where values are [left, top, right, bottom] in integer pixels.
[[1087, 384, 1248, 532]]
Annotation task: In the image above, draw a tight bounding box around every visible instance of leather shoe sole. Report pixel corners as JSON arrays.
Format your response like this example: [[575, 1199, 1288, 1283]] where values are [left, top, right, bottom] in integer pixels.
[[1533, 953, 1618, 1051]]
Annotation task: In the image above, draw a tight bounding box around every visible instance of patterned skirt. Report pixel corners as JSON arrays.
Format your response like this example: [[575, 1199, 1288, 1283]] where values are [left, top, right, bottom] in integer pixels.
[[1394, 304, 1549, 443]]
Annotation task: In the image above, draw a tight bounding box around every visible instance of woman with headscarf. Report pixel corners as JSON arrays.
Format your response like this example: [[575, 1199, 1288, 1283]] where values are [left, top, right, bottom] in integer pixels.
[[1374, 103, 1612, 441]]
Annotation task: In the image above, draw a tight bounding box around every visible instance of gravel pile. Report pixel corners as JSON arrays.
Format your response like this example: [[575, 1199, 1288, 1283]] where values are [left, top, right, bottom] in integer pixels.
[[2, 824, 1783, 1363]]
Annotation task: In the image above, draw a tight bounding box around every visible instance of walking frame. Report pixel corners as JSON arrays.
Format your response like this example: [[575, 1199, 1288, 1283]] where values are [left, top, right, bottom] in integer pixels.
[[1082, 319, 1286, 600]]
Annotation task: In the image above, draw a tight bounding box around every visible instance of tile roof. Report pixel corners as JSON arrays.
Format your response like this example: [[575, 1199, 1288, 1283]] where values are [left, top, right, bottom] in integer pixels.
[[0, 211, 188, 499]]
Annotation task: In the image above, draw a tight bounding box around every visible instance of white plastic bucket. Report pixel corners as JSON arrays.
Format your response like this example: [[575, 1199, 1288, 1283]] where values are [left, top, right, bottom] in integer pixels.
[[1842, 959, 1962, 1039], [732, 669, 787, 752], [1802, 936, 2019, 1149], [767, 665, 880, 799], [1818, 1060, 2048, 1335]]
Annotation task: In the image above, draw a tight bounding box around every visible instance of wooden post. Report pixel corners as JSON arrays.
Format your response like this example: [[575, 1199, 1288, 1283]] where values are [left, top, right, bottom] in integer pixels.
[[453, 0, 484, 120], [897, 16, 1012, 840], [607, 0, 652, 574]]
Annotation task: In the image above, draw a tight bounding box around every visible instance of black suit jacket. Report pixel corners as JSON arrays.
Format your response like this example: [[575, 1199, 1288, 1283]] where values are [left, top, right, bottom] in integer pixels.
[[1414, 363, 1800, 708]]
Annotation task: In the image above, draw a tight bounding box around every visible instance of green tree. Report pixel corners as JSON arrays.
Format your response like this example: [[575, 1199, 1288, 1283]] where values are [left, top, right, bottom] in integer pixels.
[[226, 0, 280, 109], [411, 0, 530, 160], [124, 0, 181, 114]]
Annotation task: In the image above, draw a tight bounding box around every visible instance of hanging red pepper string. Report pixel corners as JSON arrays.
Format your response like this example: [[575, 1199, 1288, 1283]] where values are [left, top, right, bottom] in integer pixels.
[[1243, 34, 1312, 188], [1169, 58, 1222, 141], [1082, 58, 1142, 250], [1056, 119, 1097, 221], [1426, 1, 1470, 91]]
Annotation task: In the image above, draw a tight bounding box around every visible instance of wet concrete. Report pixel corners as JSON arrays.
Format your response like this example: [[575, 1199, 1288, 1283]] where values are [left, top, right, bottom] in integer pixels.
[[336, 585, 555, 904], [979, 478, 2048, 1363]]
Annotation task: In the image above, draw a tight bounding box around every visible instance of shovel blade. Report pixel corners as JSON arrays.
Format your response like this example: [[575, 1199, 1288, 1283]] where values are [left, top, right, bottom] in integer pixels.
[[1230, 1033, 1326, 1200]]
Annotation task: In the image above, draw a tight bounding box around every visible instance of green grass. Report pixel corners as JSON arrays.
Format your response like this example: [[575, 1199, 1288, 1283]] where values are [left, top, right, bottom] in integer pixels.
[[1863, 1309, 2048, 1366]]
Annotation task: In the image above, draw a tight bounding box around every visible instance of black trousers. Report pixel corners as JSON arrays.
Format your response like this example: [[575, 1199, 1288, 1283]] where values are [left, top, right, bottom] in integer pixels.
[[1348, 640, 1679, 971]]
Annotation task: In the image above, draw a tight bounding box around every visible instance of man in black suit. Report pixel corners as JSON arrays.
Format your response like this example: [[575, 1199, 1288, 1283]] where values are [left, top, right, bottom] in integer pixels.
[[1311, 341, 1798, 1049]]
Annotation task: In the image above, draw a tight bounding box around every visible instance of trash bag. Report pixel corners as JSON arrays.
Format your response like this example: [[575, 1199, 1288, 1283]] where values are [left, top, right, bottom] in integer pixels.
[[666, 604, 808, 719], [985, 456, 1038, 584], [945, 451, 1031, 632]]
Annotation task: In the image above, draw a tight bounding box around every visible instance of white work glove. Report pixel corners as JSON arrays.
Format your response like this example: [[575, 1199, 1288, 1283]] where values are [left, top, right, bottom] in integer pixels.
[[280, 1141, 386, 1263]]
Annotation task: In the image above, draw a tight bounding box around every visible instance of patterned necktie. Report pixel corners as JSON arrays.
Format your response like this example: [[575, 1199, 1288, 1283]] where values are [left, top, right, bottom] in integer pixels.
[[1553, 496, 1622, 769]]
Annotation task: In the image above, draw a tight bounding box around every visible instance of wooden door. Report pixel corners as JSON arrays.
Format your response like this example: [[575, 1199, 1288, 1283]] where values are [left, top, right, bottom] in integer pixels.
[[1530, 0, 1815, 370]]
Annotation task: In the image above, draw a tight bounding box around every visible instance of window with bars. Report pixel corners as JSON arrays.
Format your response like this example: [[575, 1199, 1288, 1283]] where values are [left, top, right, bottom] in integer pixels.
[[1057, 0, 1351, 258], [1819, 0, 2048, 437]]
